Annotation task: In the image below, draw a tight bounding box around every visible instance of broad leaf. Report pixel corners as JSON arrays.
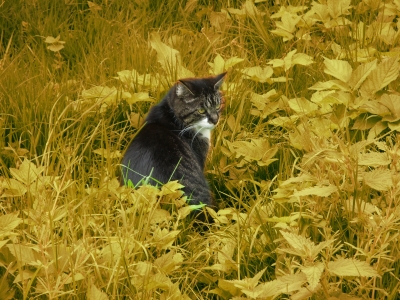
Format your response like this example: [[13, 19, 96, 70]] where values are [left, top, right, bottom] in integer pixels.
[[323, 57, 353, 83], [363, 169, 393, 191], [360, 56, 399, 95], [301, 262, 324, 291], [293, 185, 337, 197], [328, 258, 378, 277]]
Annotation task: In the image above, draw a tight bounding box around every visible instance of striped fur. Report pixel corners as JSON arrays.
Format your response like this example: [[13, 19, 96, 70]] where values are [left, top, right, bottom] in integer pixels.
[[121, 73, 226, 211]]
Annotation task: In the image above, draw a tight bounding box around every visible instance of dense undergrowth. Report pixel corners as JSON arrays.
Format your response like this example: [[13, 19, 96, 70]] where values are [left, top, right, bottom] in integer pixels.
[[0, 0, 400, 299]]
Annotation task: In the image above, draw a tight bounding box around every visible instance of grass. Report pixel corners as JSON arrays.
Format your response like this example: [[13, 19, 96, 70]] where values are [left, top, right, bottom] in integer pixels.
[[1, 0, 400, 299]]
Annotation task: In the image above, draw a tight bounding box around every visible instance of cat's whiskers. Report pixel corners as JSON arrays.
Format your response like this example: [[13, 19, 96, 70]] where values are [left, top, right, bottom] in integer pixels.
[[191, 126, 205, 147], [178, 125, 196, 137]]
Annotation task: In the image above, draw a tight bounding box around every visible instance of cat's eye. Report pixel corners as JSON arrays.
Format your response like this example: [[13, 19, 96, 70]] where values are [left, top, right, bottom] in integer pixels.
[[198, 108, 206, 114], [215, 103, 222, 109]]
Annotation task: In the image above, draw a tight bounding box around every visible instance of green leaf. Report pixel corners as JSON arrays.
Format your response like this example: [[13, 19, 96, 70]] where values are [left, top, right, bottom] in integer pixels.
[[323, 57, 353, 82], [328, 258, 379, 277]]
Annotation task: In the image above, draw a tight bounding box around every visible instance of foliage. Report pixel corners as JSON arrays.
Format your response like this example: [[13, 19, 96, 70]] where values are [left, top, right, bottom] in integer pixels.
[[1, 0, 400, 298]]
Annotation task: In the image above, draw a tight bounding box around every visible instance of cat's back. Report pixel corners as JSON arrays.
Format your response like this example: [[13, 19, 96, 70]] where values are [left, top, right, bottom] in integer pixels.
[[121, 119, 202, 186]]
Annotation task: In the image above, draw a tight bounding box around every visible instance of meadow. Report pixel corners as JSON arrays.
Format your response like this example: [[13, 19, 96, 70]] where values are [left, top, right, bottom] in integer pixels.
[[0, 0, 400, 298]]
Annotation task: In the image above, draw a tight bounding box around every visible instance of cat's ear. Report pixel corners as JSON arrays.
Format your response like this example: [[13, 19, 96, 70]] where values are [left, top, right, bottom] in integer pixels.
[[176, 81, 195, 98], [213, 72, 227, 90]]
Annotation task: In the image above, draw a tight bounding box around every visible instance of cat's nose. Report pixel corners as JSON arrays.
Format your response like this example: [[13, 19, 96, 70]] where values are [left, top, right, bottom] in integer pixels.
[[209, 114, 218, 125]]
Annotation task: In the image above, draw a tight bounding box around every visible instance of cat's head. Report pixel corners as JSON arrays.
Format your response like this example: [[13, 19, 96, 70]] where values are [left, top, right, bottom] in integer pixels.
[[169, 73, 226, 137]]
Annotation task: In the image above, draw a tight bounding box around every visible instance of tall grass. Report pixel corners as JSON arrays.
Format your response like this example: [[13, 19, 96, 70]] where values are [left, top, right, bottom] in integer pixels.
[[1, 0, 400, 299]]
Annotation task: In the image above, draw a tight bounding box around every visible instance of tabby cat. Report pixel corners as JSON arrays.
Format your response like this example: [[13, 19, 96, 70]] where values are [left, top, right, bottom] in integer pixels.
[[121, 73, 226, 217]]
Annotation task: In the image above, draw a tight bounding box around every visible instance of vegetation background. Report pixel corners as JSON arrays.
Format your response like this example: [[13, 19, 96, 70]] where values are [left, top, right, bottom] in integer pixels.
[[0, 0, 400, 299]]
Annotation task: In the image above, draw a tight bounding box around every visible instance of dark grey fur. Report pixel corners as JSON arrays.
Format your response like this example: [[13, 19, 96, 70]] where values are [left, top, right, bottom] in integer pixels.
[[121, 73, 226, 210]]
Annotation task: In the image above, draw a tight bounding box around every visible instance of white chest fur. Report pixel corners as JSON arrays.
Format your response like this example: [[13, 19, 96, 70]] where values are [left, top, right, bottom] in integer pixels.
[[193, 118, 215, 140]]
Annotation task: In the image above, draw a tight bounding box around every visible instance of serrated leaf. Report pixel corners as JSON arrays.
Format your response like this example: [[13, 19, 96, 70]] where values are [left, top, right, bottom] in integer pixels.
[[9, 159, 44, 185], [280, 231, 315, 251], [7, 244, 37, 265], [229, 267, 266, 291], [301, 262, 324, 291], [0, 212, 22, 233], [1, 178, 27, 197], [293, 185, 337, 197], [328, 258, 378, 277], [343, 199, 381, 215], [218, 279, 242, 297], [379, 94, 400, 122], [360, 56, 400, 95], [348, 60, 377, 90], [363, 169, 393, 191], [323, 57, 353, 83], [358, 152, 391, 166]]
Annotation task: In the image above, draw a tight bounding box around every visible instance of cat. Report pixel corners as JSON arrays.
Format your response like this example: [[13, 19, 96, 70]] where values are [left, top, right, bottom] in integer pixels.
[[120, 72, 226, 219]]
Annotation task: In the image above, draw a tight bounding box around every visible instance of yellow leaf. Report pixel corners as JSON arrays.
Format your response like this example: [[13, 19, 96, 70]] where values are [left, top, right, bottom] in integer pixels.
[[348, 59, 377, 90], [323, 57, 353, 82], [149, 32, 194, 79], [0, 212, 22, 234], [379, 94, 400, 122], [241, 66, 273, 83], [152, 228, 180, 250], [293, 185, 338, 197], [327, 0, 351, 18], [362, 169, 393, 191], [328, 258, 378, 277], [154, 252, 183, 274], [87, 282, 108, 300], [7, 244, 37, 265], [47, 43, 64, 52], [229, 267, 266, 291], [360, 56, 400, 95], [301, 262, 324, 291], [149, 209, 170, 224], [358, 152, 391, 166], [291, 52, 314, 67], [280, 231, 315, 252], [288, 97, 318, 114], [9, 159, 44, 185], [93, 148, 122, 159], [1, 178, 27, 197], [126, 92, 153, 104]]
